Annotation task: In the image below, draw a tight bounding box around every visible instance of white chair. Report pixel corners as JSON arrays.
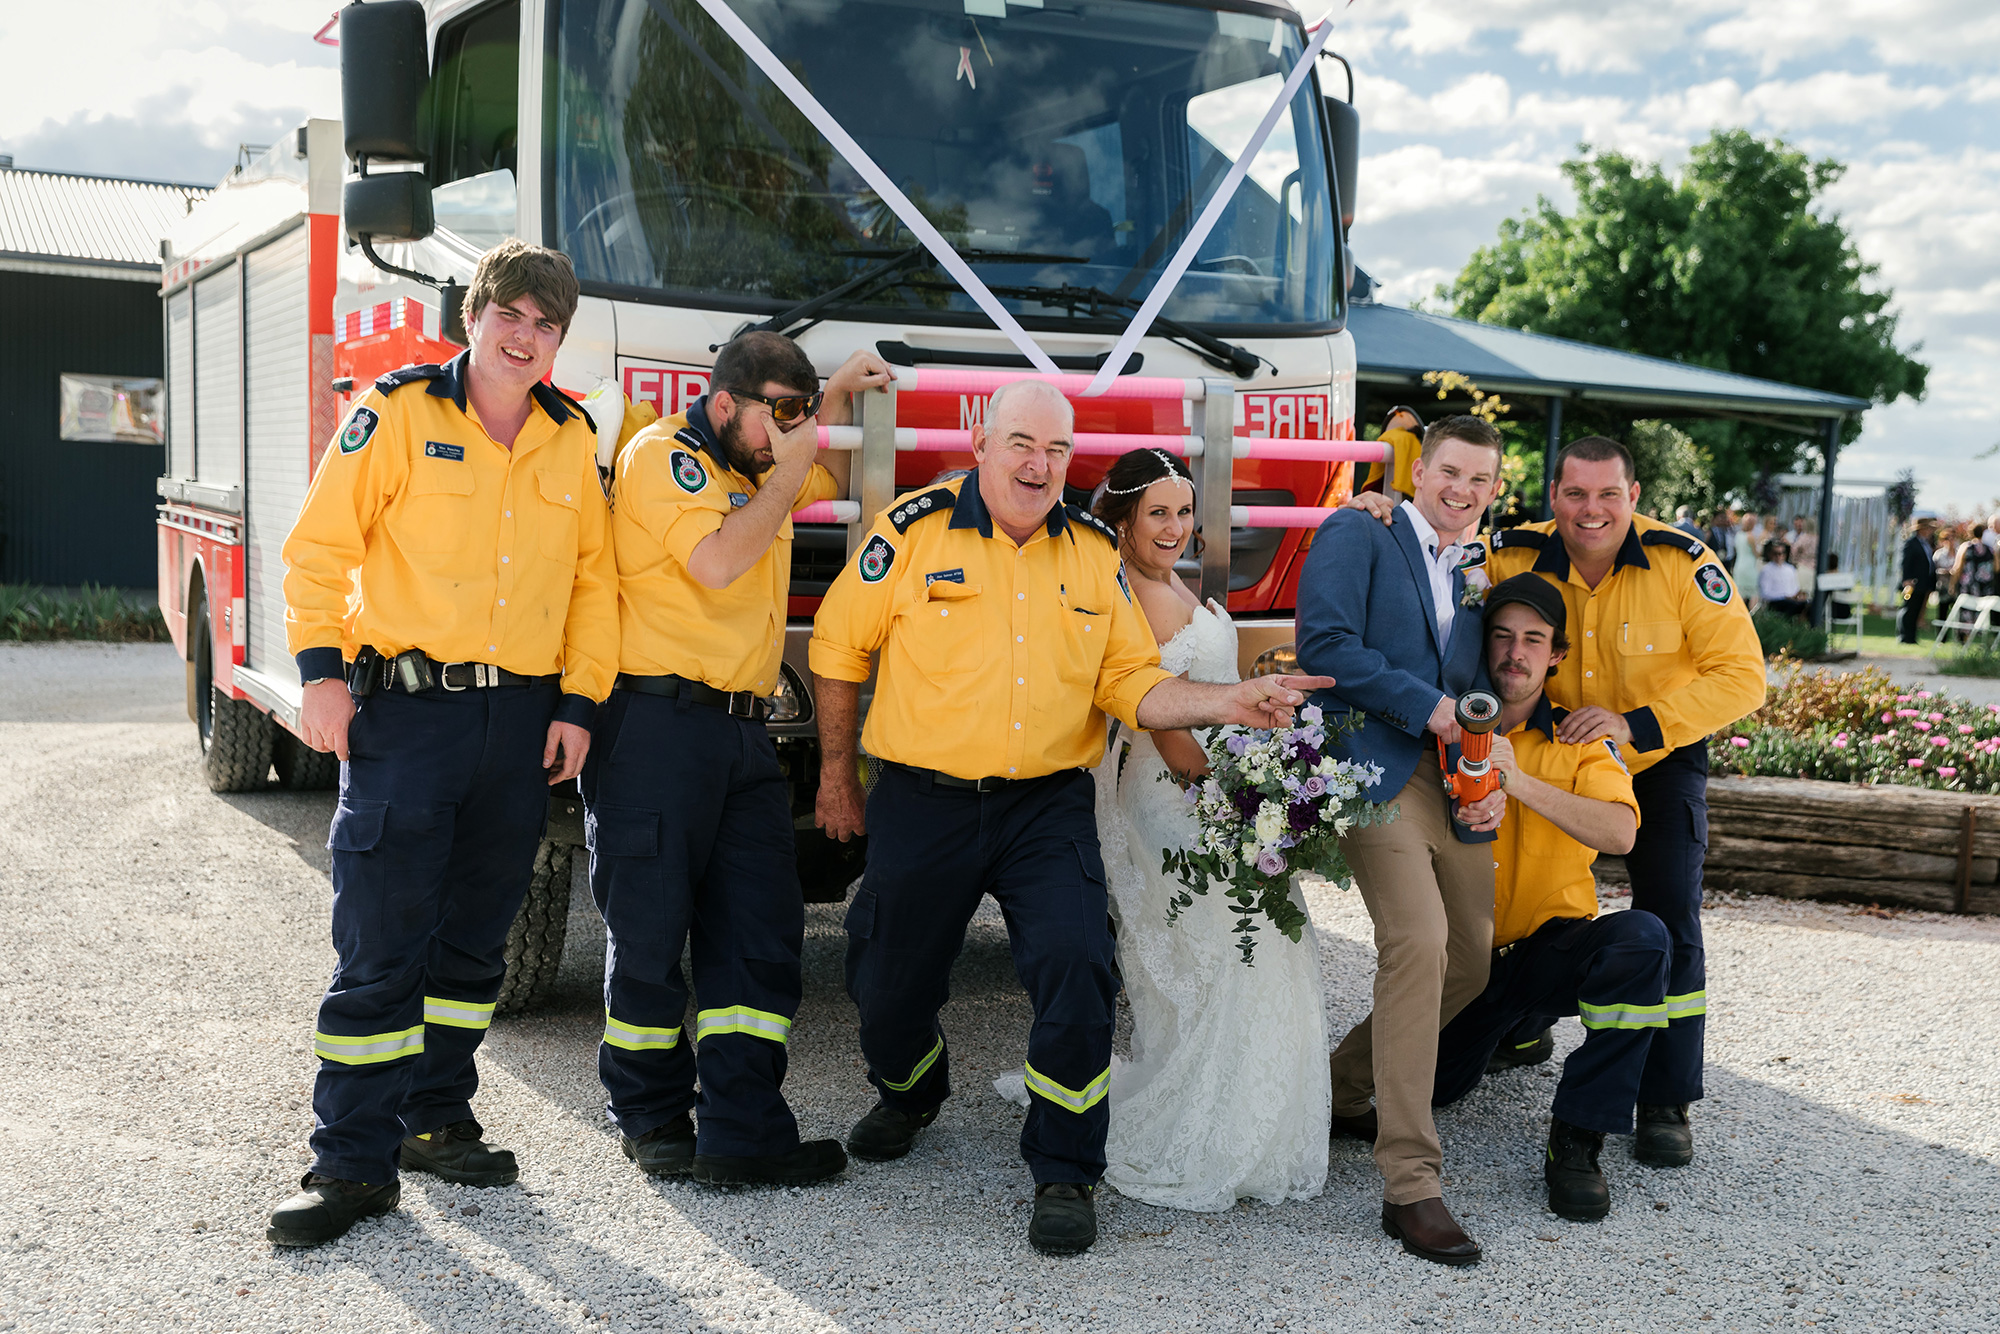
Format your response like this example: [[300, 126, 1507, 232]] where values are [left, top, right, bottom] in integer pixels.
[[1816, 571, 1861, 648], [1929, 593, 2000, 661]]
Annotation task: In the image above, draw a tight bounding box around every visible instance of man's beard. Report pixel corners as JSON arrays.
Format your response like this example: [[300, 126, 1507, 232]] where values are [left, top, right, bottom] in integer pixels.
[[716, 411, 767, 477], [1493, 662, 1540, 706]]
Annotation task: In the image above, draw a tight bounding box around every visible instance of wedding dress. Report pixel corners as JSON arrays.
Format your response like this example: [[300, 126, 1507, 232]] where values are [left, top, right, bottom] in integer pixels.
[[996, 601, 1331, 1210]]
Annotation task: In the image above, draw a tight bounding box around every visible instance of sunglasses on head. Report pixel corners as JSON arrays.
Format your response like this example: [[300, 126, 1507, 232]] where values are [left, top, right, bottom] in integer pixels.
[[727, 388, 824, 424]]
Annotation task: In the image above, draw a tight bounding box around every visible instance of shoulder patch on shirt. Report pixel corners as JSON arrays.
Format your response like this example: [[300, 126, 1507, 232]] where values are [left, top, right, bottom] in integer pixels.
[[1491, 527, 1547, 551], [1602, 738, 1630, 773], [1116, 564, 1134, 603], [1694, 560, 1734, 605], [1456, 539, 1487, 570], [372, 363, 445, 394], [669, 449, 709, 495], [1643, 528, 1708, 560], [858, 532, 896, 583], [1066, 503, 1118, 545], [889, 487, 956, 534], [423, 440, 464, 461], [924, 568, 964, 587], [338, 405, 380, 454]]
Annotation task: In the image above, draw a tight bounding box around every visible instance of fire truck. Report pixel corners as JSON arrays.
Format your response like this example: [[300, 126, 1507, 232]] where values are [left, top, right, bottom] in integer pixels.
[[154, 0, 1381, 1011]]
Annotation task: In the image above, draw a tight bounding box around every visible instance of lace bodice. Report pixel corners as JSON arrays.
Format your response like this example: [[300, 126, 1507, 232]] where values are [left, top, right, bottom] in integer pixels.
[[1156, 599, 1238, 685]]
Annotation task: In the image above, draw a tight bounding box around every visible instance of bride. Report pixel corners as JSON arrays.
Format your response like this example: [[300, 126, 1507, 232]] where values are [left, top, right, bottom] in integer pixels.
[[1000, 448, 1331, 1210]]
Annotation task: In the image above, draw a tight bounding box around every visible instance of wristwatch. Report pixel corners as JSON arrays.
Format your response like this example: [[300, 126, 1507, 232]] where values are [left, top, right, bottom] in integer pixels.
[[302, 676, 336, 688]]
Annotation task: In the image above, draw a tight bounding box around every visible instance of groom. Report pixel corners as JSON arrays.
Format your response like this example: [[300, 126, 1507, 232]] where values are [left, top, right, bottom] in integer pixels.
[[1296, 414, 1506, 1265], [810, 378, 1331, 1256]]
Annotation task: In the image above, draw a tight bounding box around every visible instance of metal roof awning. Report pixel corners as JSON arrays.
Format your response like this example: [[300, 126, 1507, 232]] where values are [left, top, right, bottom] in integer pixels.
[[0, 166, 211, 283], [1348, 302, 1869, 423]]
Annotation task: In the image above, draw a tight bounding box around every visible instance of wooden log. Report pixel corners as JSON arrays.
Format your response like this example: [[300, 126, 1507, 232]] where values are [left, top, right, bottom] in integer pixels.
[[1703, 867, 1963, 914], [1706, 775, 2000, 831], [1707, 808, 2000, 859], [1704, 833, 1996, 884]]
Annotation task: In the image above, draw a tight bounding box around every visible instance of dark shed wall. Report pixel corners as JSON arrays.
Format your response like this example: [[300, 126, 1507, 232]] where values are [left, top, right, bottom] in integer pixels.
[[0, 269, 166, 587]]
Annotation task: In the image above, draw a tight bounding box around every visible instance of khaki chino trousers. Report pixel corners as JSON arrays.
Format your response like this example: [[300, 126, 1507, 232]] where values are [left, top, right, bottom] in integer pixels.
[[1327, 750, 1495, 1204]]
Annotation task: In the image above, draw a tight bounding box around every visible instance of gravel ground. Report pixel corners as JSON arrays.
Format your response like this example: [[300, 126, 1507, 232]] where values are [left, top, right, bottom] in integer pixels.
[[3, 643, 1997, 1334]]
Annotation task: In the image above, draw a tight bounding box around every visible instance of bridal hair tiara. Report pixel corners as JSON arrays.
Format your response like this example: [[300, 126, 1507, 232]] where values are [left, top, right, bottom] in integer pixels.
[[1100, 448, 1192, 497]]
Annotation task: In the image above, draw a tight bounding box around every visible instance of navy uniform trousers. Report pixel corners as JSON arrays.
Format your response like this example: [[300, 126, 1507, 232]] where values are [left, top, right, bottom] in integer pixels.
[[1626, 743, 1709, 1104], [582, 689, 804, 1158], [1435, 911, 1671, 1134], [310, 679, 558, 1185], [846, 765, 1117, 1186]]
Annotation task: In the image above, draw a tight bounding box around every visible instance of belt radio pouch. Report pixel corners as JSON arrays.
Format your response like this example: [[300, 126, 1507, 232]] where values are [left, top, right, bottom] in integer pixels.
[[348, 647, 381, 698], [391, 650, 436, 694]]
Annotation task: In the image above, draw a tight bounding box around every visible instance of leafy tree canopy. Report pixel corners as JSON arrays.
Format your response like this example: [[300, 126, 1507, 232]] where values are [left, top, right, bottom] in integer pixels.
[[1442, 130, 1928, 499]]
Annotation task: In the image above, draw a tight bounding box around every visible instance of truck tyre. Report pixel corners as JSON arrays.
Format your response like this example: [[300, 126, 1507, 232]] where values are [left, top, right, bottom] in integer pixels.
[[495, 839, 575, 1015], [273, 727, 341, 790], [193, 592, 274, 793]]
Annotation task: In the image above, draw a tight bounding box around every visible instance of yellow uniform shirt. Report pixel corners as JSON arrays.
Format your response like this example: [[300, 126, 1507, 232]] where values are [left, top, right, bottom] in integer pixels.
[[1483, 513, 1765, 773], [611, 399, 837, 693], [1492, 696, 1641, 947], [282, 354, 619, 722], [809, 476, 1175, 781]]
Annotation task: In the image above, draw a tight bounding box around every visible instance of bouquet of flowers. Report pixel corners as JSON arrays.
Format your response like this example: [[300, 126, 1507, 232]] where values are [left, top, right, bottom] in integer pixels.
[[1161, 705, 1393, 964]]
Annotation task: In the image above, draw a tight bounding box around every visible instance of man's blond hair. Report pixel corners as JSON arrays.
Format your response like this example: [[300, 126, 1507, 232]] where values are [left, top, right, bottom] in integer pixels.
[[463, 240, 580, 335]]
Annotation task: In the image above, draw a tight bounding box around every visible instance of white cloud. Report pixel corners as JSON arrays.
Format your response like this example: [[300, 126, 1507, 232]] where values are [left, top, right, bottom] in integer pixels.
[[1701, 0, 2000, 74], [1356, 144, 1562, 223], [1365, 73, 1513, 135]]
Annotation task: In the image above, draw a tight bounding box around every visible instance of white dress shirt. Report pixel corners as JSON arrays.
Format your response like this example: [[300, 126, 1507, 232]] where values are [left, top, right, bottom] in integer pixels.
[[1758, 560, 1801, 601], [1400, 501, 1463, 642]]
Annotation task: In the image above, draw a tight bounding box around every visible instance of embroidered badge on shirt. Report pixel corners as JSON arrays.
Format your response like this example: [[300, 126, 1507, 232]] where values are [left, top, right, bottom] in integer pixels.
[[859, 533, 895, 583], [924, 568, 964, 587], [339, 406, 380, 454], [669, 449, 708, 495], [1457, 539, 1487, 570], [1694, 561, 1733, 605], [1603, 738, 1630, 773], [424, 441, 464, 461]]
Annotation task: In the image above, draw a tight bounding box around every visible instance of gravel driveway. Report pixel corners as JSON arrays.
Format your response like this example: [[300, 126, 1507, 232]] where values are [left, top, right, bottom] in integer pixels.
[[3, 643, 1997, 1333]]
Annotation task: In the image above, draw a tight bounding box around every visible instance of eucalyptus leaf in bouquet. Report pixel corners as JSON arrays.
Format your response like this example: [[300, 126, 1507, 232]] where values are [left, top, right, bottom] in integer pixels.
[[1161, 705, 1395, 963]]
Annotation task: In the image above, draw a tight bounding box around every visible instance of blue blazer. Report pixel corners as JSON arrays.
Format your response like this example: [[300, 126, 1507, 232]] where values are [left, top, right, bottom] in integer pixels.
[[1295, 506, 1491, 843]]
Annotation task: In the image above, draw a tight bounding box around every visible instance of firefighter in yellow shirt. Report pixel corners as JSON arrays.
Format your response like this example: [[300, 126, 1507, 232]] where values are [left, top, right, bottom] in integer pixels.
[[1424, 575, 1668, 1223], [584, 333, 888, 1189], [809, 379, 1331, 1255], [1351, 433, 1761, 1170], [268, 243, 617, 1247]]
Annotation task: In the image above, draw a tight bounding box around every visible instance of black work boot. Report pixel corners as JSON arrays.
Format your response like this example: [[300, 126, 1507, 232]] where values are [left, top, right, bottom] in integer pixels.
[[620, 1114, 696, 1177], [1487, 1027, 1555, 1072], [1633, 1103, 1694, 1167], [266, 1174, 400, 1247], [399, 1119, 519, 1186], [1028, 1182, 1097, 1256], [1544, 1119, 1610, 1221], [692, 1138, 847, 1187], [846, 1102, 938, 1162]]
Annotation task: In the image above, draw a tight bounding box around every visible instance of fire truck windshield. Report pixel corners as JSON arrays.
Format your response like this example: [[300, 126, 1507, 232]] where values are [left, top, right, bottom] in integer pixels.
[[552, 0, 1340, 332]]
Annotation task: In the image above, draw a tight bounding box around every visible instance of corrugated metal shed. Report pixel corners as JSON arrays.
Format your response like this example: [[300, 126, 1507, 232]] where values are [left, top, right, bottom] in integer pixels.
[[1349, 302, 1869, 420], [0, 166, 210, 282]]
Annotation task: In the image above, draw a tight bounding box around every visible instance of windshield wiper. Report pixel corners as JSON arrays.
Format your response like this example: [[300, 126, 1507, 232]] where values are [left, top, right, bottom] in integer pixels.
[[976, 281, 1266, 379], [746, 245, 1087, 341]]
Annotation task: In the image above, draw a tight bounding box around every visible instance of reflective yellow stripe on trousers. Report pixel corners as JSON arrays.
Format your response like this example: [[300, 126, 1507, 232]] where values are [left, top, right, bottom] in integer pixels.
[[424, 996, 497, 1030], [1577, 999, 1669, 1031], [1663, 990, 1709, 1020], [695, 1006, 792, 1044], [1022, 1062, 1110, 1114], [603, 1010, 683, 1052], [881, 1037, 943, 1092], [314, 1025, 425, 1065]]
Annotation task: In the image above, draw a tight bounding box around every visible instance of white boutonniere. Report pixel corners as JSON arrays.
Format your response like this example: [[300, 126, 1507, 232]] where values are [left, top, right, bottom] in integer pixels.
[[1460, 567, 1491, 607]]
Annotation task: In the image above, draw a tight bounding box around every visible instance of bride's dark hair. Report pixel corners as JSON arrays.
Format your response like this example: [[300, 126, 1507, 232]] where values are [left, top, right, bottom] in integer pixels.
[[1093, 447, 1195, 535]]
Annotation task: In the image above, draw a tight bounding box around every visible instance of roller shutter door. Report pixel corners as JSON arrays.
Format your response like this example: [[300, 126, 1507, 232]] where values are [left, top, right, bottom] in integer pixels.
[[243, 226, 311, 679], [166, 287, 194, 480], [192, 264, 242, 490]]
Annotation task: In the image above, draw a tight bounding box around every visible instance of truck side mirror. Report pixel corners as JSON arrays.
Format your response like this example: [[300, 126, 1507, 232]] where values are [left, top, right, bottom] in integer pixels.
[[1321, 53, 1359, 235], [340, 1, 436, 244]]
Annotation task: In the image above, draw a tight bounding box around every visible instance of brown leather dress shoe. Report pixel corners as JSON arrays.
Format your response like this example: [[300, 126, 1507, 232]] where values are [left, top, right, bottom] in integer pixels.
[[1381, 1197, 1482, 1266], [1329, 1107, 1379, 1143]]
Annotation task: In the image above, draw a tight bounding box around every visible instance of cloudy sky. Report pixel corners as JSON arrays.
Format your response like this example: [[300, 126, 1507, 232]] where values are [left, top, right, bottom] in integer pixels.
[[3, 0, 1993, 509]]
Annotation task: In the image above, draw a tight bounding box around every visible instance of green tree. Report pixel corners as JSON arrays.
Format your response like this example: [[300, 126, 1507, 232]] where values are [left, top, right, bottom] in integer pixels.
[[1444, 130, 1927, 494]]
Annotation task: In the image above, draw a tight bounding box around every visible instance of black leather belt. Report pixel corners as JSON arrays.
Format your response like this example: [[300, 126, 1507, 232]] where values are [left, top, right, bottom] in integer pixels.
[[353, 647, 555, 694], [616, 672, 765, 721], [889, 762, 1044, 793]]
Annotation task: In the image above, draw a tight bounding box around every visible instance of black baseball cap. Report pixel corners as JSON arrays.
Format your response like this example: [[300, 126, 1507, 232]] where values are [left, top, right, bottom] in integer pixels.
[[1482, 573, 1567, 637]]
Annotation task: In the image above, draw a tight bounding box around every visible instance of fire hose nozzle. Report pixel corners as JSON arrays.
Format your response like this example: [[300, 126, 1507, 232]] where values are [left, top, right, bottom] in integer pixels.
[[1456, 690, 1502, 735], [1442, 690, 1505, 804]]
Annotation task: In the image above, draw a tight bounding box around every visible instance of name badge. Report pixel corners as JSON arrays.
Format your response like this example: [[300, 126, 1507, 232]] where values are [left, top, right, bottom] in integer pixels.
[[424, 441, 465, 461], [925, 568, 965, 587]]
